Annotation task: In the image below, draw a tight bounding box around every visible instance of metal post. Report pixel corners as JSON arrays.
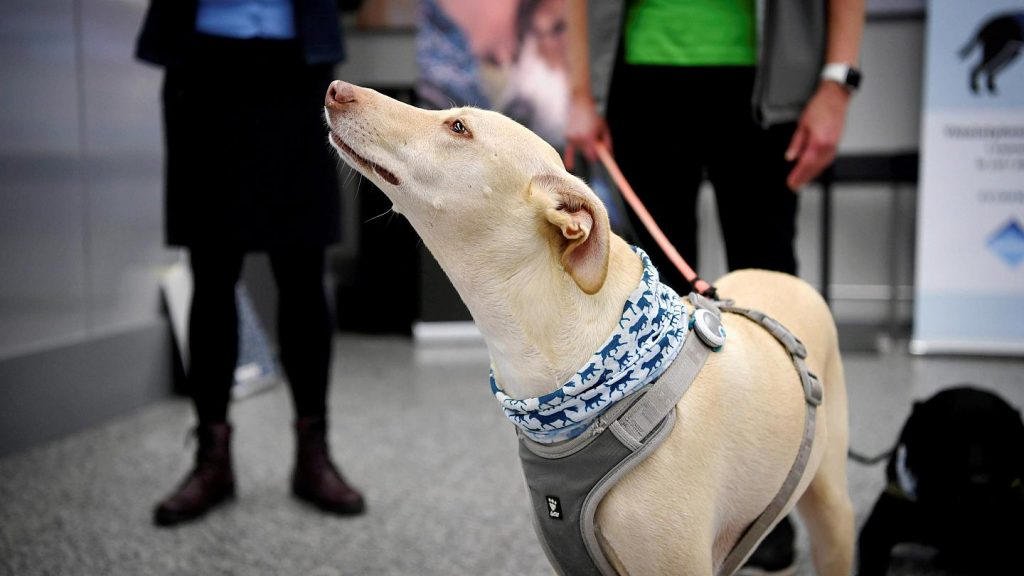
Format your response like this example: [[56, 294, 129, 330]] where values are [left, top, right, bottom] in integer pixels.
[[820, 167, 834, 307]]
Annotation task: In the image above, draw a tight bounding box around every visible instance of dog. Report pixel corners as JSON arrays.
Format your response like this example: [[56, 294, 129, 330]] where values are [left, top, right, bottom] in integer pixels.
[[858, 385, 1024, 575], [324, 80, 853, 575]]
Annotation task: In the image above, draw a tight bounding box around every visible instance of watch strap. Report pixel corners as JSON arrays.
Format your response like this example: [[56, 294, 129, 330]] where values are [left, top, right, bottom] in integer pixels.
[[821, 62, 862, 91]]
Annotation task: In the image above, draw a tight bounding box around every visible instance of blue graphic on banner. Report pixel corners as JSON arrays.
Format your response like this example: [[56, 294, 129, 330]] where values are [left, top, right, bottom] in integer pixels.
[[987, 219, 1024, 267]]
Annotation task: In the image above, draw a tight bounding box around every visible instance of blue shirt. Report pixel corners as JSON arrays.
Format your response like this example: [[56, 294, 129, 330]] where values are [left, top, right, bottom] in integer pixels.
[[195, 0, 296, 40]]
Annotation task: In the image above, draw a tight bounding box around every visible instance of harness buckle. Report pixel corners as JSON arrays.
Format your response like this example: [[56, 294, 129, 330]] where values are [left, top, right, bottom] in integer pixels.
[[803, 371, 824, 406], [791, 336, 808, 359], [762, 316, 807, 359]]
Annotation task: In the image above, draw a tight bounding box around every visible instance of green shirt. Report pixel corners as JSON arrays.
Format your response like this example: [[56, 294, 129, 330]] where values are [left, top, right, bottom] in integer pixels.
[[625, 0, 758, 66]]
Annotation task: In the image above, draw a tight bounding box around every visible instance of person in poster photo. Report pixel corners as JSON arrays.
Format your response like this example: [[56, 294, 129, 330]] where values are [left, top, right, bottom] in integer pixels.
[[500, 0, 571, 147], [416, 0, 520, 111]]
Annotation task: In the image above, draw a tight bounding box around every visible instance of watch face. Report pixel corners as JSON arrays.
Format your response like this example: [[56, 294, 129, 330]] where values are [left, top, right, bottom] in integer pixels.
[[847, 68, 862, 89]]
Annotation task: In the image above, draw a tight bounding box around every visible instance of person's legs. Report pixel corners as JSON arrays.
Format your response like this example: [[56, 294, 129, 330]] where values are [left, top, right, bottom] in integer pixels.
[[710, 128, 799, 274], [154, 245, 244, 526], [606, 62, 704, 293], [269, 246, 365, 515], [188, 246, 246, 423], [268, 246, 332, 419], [706, 69, 799, 276]]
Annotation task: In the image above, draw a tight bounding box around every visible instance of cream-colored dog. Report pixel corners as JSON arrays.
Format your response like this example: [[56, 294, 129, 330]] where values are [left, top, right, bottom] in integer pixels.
[[324, 81, 853, 575]]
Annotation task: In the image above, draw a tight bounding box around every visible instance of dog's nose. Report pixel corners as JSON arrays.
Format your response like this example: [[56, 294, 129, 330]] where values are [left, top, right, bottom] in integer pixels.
[[326, 80, 356, 108]]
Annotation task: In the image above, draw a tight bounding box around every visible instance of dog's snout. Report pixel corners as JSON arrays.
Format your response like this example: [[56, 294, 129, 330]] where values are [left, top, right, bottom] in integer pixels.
[[326, 80, 356, 108]]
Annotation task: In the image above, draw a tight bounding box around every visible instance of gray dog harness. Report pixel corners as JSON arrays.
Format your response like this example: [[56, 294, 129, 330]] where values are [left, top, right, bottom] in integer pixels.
[[517, 293, 824, 576]]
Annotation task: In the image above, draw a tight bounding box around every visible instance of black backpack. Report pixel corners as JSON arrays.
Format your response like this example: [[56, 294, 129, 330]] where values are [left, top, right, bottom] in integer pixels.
[[858, 385, 1024, 575]]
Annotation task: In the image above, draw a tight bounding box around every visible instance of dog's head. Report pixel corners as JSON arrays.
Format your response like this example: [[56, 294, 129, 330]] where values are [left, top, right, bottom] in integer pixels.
[[324, 80, 610, 294]]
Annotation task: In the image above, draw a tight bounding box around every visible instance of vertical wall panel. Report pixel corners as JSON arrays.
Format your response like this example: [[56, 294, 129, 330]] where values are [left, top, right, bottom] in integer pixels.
[[0, 0, 176, 455], [843, 19, 925, 153], [0, 0, 88, 357], [80, 0, 177, 332], [0, 0, 174, 358]]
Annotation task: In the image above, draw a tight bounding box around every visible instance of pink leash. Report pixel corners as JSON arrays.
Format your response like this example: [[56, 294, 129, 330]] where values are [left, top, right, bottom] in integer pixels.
[[594, 143, 717, 299]]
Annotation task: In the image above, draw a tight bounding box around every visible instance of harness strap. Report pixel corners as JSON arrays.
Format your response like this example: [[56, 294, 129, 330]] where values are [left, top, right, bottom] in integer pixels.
[[715, 305, 824, 576], [611, 295, 721, 448], [517, 293, 723, 576]]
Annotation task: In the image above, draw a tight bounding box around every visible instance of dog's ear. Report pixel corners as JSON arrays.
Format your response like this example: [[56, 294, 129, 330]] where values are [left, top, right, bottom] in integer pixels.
[[530, 174, 610, 295]]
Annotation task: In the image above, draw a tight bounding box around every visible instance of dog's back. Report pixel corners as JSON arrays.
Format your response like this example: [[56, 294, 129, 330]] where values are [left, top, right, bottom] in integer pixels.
[[594, 270, 851, 574], [715, 269, 839, 376]]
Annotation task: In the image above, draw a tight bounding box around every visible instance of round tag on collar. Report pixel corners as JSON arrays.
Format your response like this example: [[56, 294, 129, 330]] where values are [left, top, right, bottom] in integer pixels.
[[693, 309, 726, 349]]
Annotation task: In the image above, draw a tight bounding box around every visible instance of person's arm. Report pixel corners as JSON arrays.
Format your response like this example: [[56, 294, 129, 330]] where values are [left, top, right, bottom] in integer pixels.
[[564, 0, 611, 170], [784, 0, 866, 191]]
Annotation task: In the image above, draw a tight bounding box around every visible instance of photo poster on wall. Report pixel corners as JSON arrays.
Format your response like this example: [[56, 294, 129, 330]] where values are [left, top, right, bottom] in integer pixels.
[[415, 0, 626, 232], [912, 0, 1024, 355]]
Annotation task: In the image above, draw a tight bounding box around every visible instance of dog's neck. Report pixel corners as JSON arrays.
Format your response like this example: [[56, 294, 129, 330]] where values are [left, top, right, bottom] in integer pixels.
[[421, 227, 643, 400]]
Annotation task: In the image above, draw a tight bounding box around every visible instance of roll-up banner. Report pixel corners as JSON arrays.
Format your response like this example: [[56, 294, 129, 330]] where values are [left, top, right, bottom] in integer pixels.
[[912, 0, 1024, 355]]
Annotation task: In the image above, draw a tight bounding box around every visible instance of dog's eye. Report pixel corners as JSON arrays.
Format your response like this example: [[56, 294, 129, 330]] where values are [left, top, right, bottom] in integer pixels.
[[449, 119, 470, 136]]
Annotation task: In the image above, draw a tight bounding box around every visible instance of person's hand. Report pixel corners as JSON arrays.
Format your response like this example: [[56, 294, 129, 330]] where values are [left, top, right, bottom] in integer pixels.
[[564, 93, 612, 171], [784, 82, 851, 191]]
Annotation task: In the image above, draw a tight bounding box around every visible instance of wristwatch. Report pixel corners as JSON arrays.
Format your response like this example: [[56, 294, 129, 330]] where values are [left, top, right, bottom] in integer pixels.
[[821, 63, 862, 92]]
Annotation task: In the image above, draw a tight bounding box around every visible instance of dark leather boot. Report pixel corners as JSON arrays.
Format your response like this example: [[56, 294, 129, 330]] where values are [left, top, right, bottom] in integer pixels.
[[154, 422, 236, 527], [292, 416, 365, 515]]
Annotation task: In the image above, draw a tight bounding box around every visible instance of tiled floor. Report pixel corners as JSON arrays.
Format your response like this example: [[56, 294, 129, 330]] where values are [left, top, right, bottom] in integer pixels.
[[0, 332, 1021, 575]]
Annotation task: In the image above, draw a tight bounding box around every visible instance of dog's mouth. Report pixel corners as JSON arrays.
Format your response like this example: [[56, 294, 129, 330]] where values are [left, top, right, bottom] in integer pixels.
[[329, 132, 401, 186]]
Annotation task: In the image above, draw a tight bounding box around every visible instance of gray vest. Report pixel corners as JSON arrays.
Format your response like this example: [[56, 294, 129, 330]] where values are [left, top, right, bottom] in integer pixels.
[[586, 0, 826, 126], [517, 294, 824, 576]]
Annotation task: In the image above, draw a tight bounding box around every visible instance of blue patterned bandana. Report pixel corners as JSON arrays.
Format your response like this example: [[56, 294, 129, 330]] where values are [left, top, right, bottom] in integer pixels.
[[490, 247, 689, 444]]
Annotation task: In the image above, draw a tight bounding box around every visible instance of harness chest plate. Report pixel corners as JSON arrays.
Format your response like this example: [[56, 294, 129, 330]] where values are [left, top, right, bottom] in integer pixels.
[[518, 370, 680, 576], [516, 295, 824, 576]]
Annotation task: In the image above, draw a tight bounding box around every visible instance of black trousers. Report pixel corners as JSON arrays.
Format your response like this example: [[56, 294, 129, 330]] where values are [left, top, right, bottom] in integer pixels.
[[606, 64, 799, 293], [188, 245, 332, 425]]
